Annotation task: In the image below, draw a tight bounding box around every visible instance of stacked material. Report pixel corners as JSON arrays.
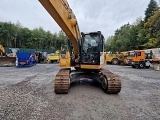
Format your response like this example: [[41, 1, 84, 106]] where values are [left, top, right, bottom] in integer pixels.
[[144, 48, 160, 59]]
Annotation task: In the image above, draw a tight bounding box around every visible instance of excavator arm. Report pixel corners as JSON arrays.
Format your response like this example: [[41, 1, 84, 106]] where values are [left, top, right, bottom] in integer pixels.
[[39, 0, 81, 57]]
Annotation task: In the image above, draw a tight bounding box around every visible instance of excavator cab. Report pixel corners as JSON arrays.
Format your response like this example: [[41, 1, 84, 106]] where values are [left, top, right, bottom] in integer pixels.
[[81, 32, 104, 65]]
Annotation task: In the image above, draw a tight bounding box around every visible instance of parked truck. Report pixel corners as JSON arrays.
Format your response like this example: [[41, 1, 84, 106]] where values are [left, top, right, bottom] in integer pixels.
[[130, 50, 159, 68]]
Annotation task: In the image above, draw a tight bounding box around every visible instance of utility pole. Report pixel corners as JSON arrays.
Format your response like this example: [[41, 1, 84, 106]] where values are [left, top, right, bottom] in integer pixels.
[[14, 33, 17, 48]]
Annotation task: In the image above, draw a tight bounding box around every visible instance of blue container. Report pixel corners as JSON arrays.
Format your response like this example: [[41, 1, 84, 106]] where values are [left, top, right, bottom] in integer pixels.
[[16, 52, 36, 67]]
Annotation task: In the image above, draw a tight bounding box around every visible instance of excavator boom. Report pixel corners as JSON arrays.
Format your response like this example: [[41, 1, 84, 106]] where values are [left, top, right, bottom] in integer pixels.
[[39, 0, 81, 57]]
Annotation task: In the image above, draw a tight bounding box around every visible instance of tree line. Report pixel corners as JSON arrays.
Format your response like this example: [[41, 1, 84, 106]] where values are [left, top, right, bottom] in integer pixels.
[[1, 0, 159, 53], [0, 21, 66, 50], [105, 0, 160, 52]]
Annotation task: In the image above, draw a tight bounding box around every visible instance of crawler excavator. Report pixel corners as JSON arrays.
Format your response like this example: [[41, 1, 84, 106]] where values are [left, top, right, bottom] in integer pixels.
[[39, 0, 121, 94]]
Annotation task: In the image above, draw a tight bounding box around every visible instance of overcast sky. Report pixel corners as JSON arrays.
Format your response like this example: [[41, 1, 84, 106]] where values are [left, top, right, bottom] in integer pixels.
[[0, 0, 159, 38]]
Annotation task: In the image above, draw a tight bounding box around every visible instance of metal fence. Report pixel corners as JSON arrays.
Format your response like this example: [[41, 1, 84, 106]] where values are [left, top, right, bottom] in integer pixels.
[[4, 47, 55, 54]]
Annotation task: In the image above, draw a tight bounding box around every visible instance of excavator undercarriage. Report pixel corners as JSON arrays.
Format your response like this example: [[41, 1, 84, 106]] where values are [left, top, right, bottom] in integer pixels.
[[54, 68, 121, 94]]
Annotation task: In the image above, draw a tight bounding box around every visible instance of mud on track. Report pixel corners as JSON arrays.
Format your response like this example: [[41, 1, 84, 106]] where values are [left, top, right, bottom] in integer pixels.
[[0, 64, 160, 120]]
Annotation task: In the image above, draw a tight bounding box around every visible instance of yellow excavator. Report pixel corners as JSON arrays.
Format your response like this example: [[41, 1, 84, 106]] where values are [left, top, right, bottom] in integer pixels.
[[39, 0, 121, 94], [0, 44, 16, 66], [0, 44, 5, 56]]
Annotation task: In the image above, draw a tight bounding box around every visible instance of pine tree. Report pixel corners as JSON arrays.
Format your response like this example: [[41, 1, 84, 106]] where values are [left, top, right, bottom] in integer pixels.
[[144, 0, 158, 22]]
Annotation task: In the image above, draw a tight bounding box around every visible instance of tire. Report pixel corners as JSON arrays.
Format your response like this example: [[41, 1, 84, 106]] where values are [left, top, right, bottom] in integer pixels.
[[135, 65, 139, 68], [139, 63, 144, 68], [132, 65, 136, 68], [132, 65, 138, 68], [111, 58, 119, 65]]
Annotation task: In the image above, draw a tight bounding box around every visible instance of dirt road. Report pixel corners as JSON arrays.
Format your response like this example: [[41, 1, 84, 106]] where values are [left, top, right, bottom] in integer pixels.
[[0, 64, 160, 120]]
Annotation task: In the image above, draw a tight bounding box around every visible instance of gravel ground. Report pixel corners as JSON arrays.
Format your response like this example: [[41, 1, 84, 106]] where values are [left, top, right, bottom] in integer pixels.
[[0, 64, 160, 120]]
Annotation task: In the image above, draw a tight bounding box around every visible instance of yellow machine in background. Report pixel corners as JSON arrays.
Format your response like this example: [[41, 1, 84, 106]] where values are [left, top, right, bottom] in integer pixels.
[[39, 0, 121, 94], [0, 44, 16, 66], [47, 50, 60, 63], [105, 52, 129, 65], [0, 44, 5, 56], [106, 53, 119, 65], [117, 52, 129, 65]]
